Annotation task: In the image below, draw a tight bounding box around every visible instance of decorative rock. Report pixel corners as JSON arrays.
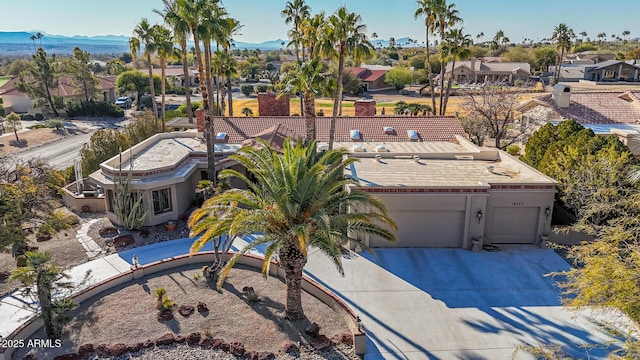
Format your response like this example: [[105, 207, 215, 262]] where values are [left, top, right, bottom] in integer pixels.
[[78, 343, 95, 357], [304, 322, 321, 337], [186, 332, 201, 346], [157, 308, 174, 321], [175, 335, 186, 343], [99, 227, 118, 237], [53, 354, 80, 360], [36, 234, 52, 242], [178, 305, 194, 317], [310, 335, 331, 350], [127, 342, 144, 353], [229, 342, 245, 356], [143, 340, 155, 348], [330, 333, 353, 346], [198, 336, 212, 349], [245, 351, 276, 360], [211, 338, 225, 350], [113, 235, 134, 248], [220, 341, 230, 352], [96, 344, 108, 355], [280, 340, 299, 353], [197, 302, 209, 314], [107, 343, 128, 356], [155, 333, 175, 346]]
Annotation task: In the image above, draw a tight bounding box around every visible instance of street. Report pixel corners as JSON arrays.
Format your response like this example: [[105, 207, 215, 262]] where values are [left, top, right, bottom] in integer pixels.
[[11, 131, 94, 170]]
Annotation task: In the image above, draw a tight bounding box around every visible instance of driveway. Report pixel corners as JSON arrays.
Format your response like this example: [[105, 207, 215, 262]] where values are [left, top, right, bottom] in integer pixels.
[[304, 246, 633, 360]]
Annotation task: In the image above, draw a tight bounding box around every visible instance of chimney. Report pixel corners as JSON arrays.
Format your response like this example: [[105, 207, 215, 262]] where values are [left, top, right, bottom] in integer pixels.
[[470, 57, 476, 71], [552, 84, 572, 108], [257, 92, 290, 116], [355, 99, 376, 116], [195, 108, 205, 133]]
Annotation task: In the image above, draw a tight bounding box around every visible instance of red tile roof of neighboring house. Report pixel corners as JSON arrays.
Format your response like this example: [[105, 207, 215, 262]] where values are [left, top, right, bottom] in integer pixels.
[[535, 92, 640, 124], [345, 67, 388, 82], [362, 69, 387, 82], [241, 123, 300, 152], [0, 74, 116, 97], [212, 116, 466, 143]]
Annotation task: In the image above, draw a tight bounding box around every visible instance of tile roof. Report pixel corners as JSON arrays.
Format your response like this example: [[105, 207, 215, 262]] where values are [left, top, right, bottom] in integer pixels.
[[529, 92, 640, 124], [0, 74, 116, 97], [151, 66, 195, 77], [345, 67, 388, 82], [241, 123, 300, 152], [210, 116, 466, 144]]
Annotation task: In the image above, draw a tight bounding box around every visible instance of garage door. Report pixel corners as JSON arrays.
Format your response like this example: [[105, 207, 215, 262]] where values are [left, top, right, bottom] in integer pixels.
[[369, 211, 465, 248], [490, 207, 539, 244]]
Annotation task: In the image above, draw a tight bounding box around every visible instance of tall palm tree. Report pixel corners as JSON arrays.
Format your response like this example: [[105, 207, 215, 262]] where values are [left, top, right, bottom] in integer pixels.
[[129, 18, 159, 123], [440, 28, 471, 114], [189, 139, 397, 320], [579, 31, 587, 42], [622, 30, 631, 42], [552, 23, 575, 83], [281, 0, 311, 62], [415, 0, 441, 115], [597, 32, 606, 44], [10, 251, 75, 340], [279, 57, 328, 140], [212, 49, 238, 116], [476, 32, 484, 44], [434, 1, 461, 116], [152, 24, 176, 132], [155, 0, 194, 124], [322, 6, 374, 149]]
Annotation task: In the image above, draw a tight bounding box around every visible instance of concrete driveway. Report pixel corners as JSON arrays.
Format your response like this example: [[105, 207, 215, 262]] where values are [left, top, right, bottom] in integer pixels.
[[304, 246, 634, 360]]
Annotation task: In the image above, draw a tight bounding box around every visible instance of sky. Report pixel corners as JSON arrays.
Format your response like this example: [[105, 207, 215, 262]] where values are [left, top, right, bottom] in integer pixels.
[[1, 0, 639, 44]]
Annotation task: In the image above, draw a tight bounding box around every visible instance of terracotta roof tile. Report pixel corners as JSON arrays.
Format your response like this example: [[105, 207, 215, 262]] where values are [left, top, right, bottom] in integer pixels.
[[211, 116, 466, 144], [535, 92, 640, 124], [0, 74, 116, 98]]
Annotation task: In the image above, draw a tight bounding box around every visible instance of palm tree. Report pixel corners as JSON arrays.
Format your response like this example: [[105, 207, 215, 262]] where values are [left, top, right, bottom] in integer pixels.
[[597, 32, 606, 44], [152, 24, 176, 132], [281, 0, 311, 63], [155, 0, 194, 124], [10, 251, 76, 340], [434, 1, 462, 116], [130, 18, 159, 123], [415, 0, 440, 115], [579, 31, 587, 42], [440, 28, 471, 114], [279, 57, 328, 140], [322, 6, 374, 149], [212, 49, 238, 116], [622, 30, 631, 43], [552, 23, 575, 83], [476, 31, 484, 44], [371, 32, 378, 48], [189, 139, 397, 320]]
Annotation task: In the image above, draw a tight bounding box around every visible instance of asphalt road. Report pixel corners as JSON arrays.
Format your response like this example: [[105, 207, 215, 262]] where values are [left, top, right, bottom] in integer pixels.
[[12, 131, 94, 170]]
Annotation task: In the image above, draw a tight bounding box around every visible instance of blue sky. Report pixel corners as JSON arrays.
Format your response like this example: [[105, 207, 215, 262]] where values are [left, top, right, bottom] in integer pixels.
[[2, 0, 639, 44]]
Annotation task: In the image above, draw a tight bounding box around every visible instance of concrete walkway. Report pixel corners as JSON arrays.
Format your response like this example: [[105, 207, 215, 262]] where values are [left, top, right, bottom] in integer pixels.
[[1, 240, 636, 360]]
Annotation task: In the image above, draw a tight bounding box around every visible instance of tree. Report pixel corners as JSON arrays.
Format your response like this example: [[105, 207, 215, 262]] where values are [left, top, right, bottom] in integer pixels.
[[279, 57, 328, 140], [151, 24, 175, 132], [622, 30, 631, 42], [461, 85, 526, 149], [115, 70, 161, 110], [241, 107, 253, 117], [130, 18, 159, 123], [15, 48, 60, 117], [415, 0, 442, 115], [67, 47, 99, 101], [433, 1, 462, 115], [10, 251, 76, 340], [323, 6, 374, 149], [552, 23, 575, 83], [6, 59, 31, 76], [384, 67, 413, 90], [440, 27, 471, 114], [501, 46, 535, 66], [106, 59, 128, 75], [5, 111, 22, 142], [281, 0, 311, 63], [533, 46, 557, 72], [189, 139, 397, 320], [490, 29, 510, 56]]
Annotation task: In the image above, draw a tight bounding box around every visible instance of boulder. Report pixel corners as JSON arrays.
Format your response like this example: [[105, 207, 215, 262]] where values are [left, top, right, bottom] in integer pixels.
[[99, 227, 118, 237], [178, 305, 194, 317], [229, 342, 245, 356], [211, 338, 226, 350], [304, 322, 321, 337], [78, 343, 95, 357], [113, 235, 134, 248], [127, 342, 144, 353], [186, 332, 201, 346], [157, 308, 174, 321], [280, 340, 299, 353], [155, 333, 175, 346], [198, 336, 212, 349], [310, 335, 331, 350], [330, 333, 353, 346], [96, 344, 108, 355], [52, 354, 80, 360], [197, 302, 209, 314], [107, 343, 128, 356], [175, 335, 186, 343]]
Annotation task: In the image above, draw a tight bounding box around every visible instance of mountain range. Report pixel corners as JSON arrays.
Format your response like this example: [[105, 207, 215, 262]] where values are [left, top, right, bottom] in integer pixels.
[[0, 31, 416, 56]]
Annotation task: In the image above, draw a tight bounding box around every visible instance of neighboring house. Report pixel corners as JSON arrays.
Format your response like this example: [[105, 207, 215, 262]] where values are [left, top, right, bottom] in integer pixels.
[[151, 65, 196, 87], [65, 114, 557, 250], [0, 74, 117, 113], [441, 57, 531, 84], [344, 66, 390, 91], [547, 63, 588, 82], [583, 60, 640, 82], [563, 51, 615, 65]]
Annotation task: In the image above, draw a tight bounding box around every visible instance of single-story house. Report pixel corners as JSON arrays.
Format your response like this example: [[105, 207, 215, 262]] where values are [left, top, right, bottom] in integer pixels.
[[0, 74, 117, 113], [583, 60, 640, 82], [441, 57, 531, 84], [151, 65, 196, 87], [563, 51, 615, 65], [344, 66, 391, 91]]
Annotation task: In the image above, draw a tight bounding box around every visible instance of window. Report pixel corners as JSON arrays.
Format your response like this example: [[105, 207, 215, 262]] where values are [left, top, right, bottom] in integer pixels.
[[152, 188, 172, 215], [107, 190, 114, 212]]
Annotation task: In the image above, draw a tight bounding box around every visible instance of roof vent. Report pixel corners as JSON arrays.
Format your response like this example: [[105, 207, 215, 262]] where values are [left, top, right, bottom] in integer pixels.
[[413, 155, 421, 163], [352, 144, 365, 152], [407, 130, 419, 141], [374, 155, 383, 162], [215, 132, 228, 140], [350, 129, 361, 140], [455, 155, 474, 160], [317, 143, 329, 152], [375, 145, 388, 152], [383, 126, 395, 135], [487, 165, 495, 173]]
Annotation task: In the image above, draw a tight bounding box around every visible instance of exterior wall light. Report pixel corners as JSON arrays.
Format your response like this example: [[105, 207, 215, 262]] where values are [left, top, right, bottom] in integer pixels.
[[477, 210, 483, 222], [545, 207, 551, 218], [132, 254, 139, 268]]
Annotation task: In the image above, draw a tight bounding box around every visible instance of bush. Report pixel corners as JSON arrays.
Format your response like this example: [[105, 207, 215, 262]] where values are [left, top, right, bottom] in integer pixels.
[[256, 84, 269, 93], [506, 144, 521, 156], [398, 89, 414, 96], [46, 119, 64, 130], [513, 79, 525, 87], [37, 209, 77, 236], [27, 124, 48, 129], [0, 105, 5, 117], [241, 84, 254, 96], [177, 101, 202, 115], [20, 114, 35, 121], [34, 113, 45, 121], [66, 100, 124, 118]]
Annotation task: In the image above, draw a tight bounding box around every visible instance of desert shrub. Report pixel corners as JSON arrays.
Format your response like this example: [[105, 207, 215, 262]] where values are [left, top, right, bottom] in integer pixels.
[[27, 124, 48, 129], [46, 118, 64, 130], [506, 144, 521, 156], [398, 89, 414, 96], [154, 287, 175, 310], [241, 84, 254, 96], [0, 106, 6, 117], [513, 79, 525, 87], [176, 101, 202, 114], [20, 114, 35, 121], [37, 209, 77, 236], [34, 113, 45, 121], [66, 100, 124, 118], [256, 84, 269, 93]]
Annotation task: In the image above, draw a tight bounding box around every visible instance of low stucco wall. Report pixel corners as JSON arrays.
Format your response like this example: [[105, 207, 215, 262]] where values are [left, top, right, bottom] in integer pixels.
[[0, 252, 364, 359]]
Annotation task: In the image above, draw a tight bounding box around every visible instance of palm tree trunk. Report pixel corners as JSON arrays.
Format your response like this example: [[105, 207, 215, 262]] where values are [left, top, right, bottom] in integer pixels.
[[442, 58, 456, 115], [191, 30, 215, 182], [329, 50, 345, 150], [44, 83, 59, 117], [279, 244, 307, 321], [204, 40, 215, 116], [227, 77, 233, 116], [37, 276, 56, 339], [303, 91, 316, 140], [425, 29, 436, 115], [161, 56, 167, 132], [181, 39, 193, 124], [439, 59, 446, 116], [146, 52, 159, 127]]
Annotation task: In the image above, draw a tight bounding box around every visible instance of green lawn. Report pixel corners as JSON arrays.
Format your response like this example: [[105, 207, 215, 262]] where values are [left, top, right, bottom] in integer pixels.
[[0, 76, 10, 88]]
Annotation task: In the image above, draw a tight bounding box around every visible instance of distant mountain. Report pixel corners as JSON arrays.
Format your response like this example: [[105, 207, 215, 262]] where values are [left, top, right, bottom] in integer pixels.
[[233, 39, 287, 50]]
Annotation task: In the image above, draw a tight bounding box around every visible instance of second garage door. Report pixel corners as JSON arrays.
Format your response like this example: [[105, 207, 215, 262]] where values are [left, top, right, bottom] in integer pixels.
[[369, 210, 465, 248], [490, 207, 539, 244]]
